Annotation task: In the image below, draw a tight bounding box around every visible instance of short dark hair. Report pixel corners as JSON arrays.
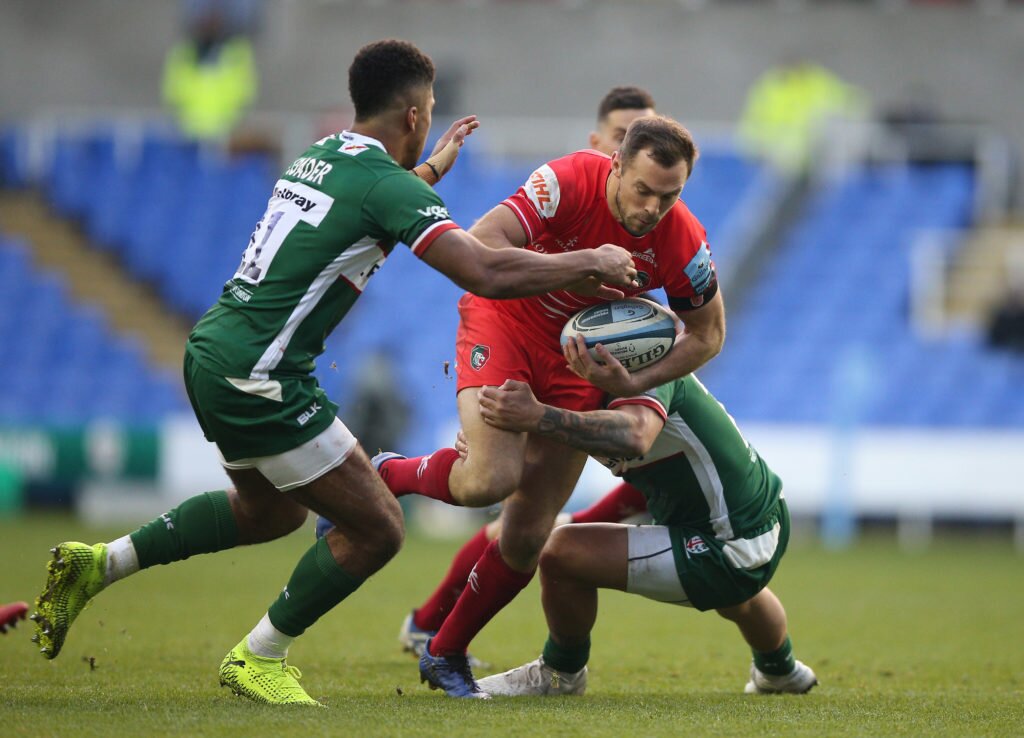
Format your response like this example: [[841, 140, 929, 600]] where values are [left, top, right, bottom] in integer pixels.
[[597, 86, 656, 122], [620, 115, 698, 174], [349, 39, 435, 121]]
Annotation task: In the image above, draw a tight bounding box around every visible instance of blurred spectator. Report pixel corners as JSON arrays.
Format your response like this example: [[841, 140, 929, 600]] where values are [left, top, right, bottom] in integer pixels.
[[987, 287, 1024, 353], [162, 6, 258, 141], [345, 352, 411, 457], [181, 0, 263, 34], [738, 59, 868, 173], [878, 83, 977, 164]]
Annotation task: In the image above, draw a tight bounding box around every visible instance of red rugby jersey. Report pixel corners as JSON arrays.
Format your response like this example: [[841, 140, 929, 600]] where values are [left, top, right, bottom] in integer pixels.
[[486, 149, 717, 338]]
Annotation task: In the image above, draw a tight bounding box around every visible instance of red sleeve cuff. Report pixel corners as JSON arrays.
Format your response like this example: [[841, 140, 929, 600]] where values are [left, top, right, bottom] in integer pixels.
[[608, 395, 668, 422], [411, 221, 460, 257]]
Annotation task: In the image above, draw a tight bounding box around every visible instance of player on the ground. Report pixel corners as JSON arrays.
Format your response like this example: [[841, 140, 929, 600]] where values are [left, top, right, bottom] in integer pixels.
[[28, 39, 637, 707], [1, 601, 28, 634], [387, 87, 658, 660], [373, 115, 726, 697], [469, 344, 817, 697]]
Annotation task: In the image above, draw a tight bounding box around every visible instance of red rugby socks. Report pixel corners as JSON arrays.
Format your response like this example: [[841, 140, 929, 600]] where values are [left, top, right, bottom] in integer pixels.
[[428, 540, 534, 657], [570, 482, 648, 524], [377, 448, 460, 505], [413, 525, 491, 632]]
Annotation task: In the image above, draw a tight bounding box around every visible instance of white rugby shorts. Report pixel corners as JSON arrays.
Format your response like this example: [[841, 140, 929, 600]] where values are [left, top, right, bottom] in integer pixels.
[[626, 525, 692, 607], [220, 416, 358, 491]]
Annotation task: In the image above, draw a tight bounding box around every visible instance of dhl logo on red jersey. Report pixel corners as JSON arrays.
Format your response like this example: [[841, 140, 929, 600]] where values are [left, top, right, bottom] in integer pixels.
[[524, 164, 561, 218]]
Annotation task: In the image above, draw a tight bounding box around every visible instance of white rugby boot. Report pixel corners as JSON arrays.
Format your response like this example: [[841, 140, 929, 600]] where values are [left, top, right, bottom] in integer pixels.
[[744, 659, 818, 694], [476, 656, 587, 696]]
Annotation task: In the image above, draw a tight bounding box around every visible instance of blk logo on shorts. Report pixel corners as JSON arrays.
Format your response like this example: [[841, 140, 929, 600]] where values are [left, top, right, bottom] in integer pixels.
[[470, 344, 490, 370], [685, 535, 709, 556]]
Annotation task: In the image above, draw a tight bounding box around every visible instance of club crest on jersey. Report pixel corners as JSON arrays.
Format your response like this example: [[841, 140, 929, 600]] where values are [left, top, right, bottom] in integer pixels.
[[685, 535, 709, 556], [635, 270, 651, 288], [470, 344, 490, 370]]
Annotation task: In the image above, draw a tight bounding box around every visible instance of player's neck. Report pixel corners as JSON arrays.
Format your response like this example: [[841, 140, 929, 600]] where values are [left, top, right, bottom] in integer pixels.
[[350, 122, 407, 166], [605, 171, 623, 223]]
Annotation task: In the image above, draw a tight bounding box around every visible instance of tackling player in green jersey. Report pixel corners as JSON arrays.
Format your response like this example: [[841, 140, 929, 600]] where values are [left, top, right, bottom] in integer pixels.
[[468, 336, 818, 697], [30, 39, 638, 707]]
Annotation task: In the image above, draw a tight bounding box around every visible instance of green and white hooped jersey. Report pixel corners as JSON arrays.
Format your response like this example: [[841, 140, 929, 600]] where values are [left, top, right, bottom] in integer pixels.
[[187, 131, 460, 379], [602, 376, 783, 541]]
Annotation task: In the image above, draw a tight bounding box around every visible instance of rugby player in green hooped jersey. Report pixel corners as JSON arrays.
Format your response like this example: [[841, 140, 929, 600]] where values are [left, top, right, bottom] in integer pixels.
[[465, 334, 818, 697], [30, 39, 639, 707]]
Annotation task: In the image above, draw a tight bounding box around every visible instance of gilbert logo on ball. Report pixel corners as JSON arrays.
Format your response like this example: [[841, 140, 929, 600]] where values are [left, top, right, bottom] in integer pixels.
[[561, 298, 676, 374], [470, 344, 490, 370]]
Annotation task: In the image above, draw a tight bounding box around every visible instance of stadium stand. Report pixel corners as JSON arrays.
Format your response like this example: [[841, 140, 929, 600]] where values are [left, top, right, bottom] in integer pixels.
[[8, 125, 1021, 440], [42, 129, 274, 320], [0, 237, 188, 426], [700, 163, 1024, 427]]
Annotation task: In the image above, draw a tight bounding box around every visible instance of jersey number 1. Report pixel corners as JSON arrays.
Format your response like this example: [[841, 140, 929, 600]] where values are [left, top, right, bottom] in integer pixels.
[[234, 181, 329, 285]]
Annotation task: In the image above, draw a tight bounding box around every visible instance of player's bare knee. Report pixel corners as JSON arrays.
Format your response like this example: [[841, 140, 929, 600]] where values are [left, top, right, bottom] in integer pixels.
[[458, 466, 521, 506], [500, 526, 551, 571], [362, 513, 405, 567], [539, 527, 585, 580]]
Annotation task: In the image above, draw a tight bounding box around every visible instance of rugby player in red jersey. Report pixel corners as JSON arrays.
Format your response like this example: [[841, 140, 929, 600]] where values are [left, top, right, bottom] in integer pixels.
[[379, 113, 725, 697], [389, 88, 658, 664]]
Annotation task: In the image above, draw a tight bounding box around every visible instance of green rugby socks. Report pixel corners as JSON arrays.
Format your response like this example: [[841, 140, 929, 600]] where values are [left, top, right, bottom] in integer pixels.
[[267, 536, 365, 637], [128, 490, 239, 570], [542, 634, 591, 675], [753, 635, 796, 675]]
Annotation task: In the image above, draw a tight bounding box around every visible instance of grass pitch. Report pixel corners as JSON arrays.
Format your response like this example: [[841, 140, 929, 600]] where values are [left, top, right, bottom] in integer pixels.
[[1, 514, 1021, 737]]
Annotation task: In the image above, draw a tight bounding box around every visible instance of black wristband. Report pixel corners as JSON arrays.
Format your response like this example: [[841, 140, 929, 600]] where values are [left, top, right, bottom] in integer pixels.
[[425, 160, 441, 182]]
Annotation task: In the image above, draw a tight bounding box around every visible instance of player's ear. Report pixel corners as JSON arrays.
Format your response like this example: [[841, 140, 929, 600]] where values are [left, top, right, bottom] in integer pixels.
[[610, 151, 622, 177], [405, 106, 418, 134], [588, 131, 600, 150]]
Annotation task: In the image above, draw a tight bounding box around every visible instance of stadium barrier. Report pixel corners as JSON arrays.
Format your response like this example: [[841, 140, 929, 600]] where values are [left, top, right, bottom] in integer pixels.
[[49, 416, 1024, 550]]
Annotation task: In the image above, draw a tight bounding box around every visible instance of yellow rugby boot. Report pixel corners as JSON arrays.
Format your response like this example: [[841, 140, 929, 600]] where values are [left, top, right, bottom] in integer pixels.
[[32, 542, 107, 659], [219, 638, 323, 706]]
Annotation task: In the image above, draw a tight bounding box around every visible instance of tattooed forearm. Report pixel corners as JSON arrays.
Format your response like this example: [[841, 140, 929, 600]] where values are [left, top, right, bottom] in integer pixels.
[[536, 406, 643, 456]]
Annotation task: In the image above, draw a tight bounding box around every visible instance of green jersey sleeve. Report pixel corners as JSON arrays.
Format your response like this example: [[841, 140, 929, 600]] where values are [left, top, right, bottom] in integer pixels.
[[653, 378, 685, 411], [363, 171, 461, 257]]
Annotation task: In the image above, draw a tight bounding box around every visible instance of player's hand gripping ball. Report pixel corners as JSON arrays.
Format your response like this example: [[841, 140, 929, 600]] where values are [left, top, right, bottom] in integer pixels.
[[560, 298, 675, 373]]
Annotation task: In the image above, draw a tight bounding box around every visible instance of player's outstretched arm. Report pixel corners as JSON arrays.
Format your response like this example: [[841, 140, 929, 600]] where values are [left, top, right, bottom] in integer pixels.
[[478, 379, 663, 458], [469, 198, 631, 299], [421, 230, 637, 299]]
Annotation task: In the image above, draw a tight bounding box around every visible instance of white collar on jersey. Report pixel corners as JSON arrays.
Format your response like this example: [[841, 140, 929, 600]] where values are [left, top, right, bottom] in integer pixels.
[[339, 130, 386, 152]]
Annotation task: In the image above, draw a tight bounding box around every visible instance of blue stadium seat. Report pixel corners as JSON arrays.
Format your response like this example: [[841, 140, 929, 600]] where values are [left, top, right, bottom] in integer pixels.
[[22, 125, 1020, 440], [0, 233, 187, 426], [709, 162, 1024, 428]]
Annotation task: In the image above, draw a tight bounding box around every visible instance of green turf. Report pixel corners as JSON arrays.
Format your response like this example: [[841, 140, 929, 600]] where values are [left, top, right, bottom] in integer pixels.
[[1, 514, 1021, 737]]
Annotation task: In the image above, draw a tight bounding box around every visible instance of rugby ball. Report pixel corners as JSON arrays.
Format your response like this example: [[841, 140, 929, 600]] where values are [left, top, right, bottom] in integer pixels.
[[560, 298, 676, 373]]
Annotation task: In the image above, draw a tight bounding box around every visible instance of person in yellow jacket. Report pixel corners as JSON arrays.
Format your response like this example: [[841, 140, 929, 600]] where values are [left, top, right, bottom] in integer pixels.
[[162, 11, 257, 141], [738, 60, 868, 173]]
